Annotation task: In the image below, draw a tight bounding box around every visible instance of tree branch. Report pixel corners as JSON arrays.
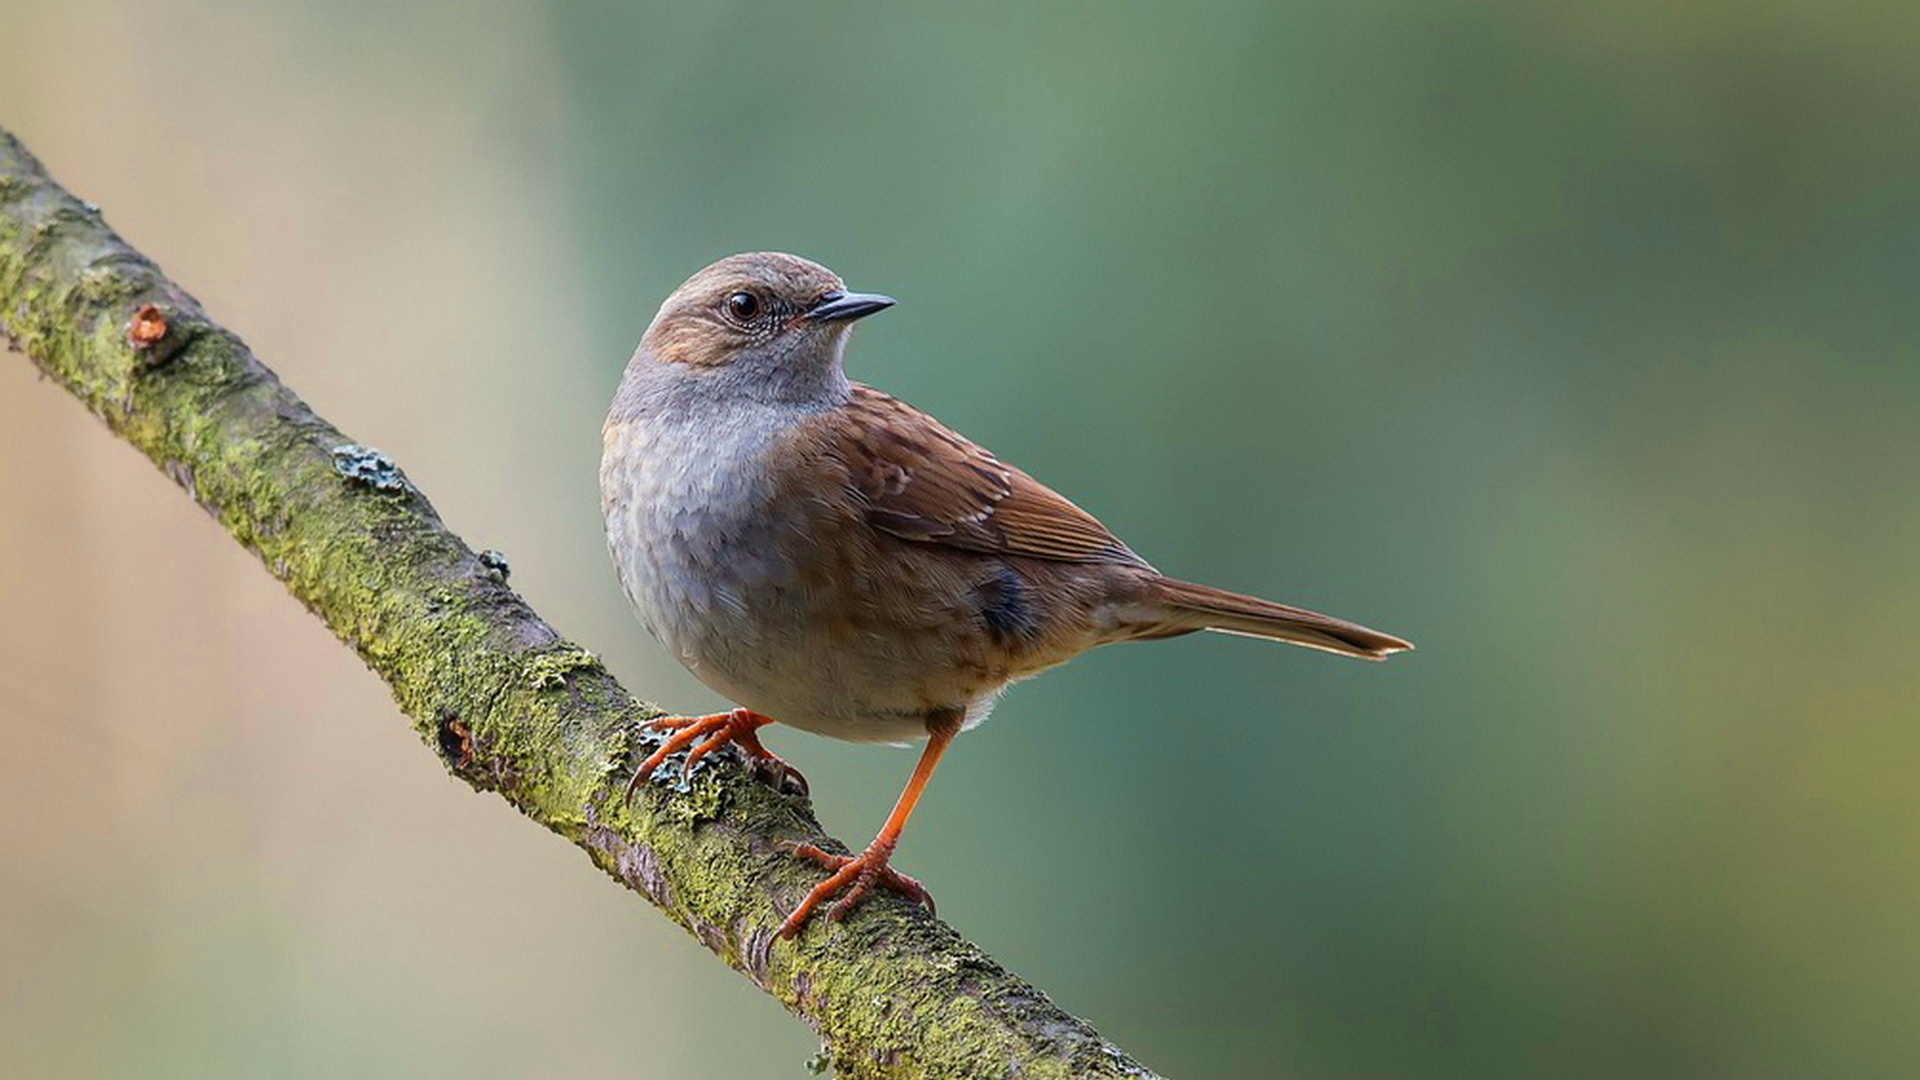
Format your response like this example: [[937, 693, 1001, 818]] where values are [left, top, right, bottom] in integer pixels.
[[0, 125, 1161, 1080]]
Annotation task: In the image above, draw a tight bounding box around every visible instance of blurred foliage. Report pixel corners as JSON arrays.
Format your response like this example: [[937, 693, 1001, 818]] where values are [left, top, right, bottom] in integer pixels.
[[3, 1, 1918, 1078]]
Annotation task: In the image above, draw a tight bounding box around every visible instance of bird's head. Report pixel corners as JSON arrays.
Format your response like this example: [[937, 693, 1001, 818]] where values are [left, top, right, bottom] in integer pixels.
[[636, 253, 893, 402]]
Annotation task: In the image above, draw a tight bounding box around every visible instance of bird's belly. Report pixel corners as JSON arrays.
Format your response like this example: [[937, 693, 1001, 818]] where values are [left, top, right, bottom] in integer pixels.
[[632, 551, 1006, 743], [606, 423, 1009, 743]]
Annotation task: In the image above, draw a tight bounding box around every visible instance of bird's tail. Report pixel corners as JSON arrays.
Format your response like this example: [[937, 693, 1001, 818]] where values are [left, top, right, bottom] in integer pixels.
[[1137, 576, 1412, 660]]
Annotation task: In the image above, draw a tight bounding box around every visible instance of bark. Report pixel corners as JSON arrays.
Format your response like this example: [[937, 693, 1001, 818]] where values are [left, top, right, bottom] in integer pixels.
[[0, 126, 1162, 1080]]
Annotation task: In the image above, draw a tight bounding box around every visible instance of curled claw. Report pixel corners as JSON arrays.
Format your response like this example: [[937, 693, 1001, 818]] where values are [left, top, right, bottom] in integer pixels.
[[624, 708, 805, 799], [750, 755, 810, 799]]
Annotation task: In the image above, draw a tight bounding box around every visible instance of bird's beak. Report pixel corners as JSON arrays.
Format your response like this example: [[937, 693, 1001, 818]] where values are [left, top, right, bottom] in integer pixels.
[[805, 289, 896, 323]]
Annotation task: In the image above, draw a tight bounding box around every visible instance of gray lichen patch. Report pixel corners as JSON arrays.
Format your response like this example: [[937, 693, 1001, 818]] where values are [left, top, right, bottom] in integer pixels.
[[478, 548, 511, 582], [330, 443, 409, 492]]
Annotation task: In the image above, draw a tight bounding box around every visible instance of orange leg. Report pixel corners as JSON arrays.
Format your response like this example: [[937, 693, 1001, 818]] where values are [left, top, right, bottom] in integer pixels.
[[777, 717, 958, 939], [624, 708, 807, 798]]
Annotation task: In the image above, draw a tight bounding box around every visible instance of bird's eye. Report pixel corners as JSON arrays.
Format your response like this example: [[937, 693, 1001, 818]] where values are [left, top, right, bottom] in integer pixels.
[[725, 291, 760, 321]]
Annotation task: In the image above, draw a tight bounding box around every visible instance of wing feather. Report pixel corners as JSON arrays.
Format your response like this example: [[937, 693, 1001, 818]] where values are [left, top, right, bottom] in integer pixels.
[[822, 385, 1145, 565]]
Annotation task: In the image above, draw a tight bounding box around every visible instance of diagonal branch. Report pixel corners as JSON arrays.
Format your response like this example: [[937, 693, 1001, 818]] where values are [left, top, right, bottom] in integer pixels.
[[0, 125, 1162, 1080]]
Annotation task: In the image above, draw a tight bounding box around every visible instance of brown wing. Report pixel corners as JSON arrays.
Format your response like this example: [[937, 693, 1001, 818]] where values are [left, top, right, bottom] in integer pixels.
[[827, 384, 1147, 565]]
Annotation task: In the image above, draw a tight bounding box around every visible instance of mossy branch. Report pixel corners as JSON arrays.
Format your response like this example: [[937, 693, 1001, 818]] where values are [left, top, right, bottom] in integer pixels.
[[0, 126, 1162, 1080]]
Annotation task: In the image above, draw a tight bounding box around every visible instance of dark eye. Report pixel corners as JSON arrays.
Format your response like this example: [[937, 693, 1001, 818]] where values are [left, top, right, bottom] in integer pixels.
[[725, 291, 760, 320]]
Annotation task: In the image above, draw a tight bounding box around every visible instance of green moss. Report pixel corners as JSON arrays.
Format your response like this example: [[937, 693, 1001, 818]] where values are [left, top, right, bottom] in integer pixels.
[[526, 645, 601, 691], [72, 265, 137, 307]]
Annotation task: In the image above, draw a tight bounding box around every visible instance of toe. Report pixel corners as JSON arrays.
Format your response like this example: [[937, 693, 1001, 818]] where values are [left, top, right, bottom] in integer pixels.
[[828, 877, 876, 922], [786, 841, 844, 870], [754, 756, 810, 798]]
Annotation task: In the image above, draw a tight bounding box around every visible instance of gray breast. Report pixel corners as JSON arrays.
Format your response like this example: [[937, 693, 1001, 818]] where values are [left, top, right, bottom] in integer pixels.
[[602, 397, 813, 683]]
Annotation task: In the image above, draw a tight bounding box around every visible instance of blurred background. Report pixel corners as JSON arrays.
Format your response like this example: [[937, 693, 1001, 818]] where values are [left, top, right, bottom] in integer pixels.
[[4, 1, 1918, 1077]]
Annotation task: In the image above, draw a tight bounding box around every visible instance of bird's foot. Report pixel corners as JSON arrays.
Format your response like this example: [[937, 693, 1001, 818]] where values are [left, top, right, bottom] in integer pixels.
[[625, 708, 807, 798], [778, 838, 933, 938]]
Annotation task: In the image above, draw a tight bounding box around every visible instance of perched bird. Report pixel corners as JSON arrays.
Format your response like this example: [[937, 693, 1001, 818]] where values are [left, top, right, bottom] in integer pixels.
[[601, 252, 1410, 938]]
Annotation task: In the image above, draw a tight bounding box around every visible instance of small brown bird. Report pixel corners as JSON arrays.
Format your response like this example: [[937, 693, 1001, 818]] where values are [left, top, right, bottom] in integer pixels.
[[602, 253, 1410, 938]]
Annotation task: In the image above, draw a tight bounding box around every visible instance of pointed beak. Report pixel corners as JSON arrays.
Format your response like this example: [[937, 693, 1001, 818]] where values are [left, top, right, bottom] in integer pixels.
[[805, 289, 896, 323]]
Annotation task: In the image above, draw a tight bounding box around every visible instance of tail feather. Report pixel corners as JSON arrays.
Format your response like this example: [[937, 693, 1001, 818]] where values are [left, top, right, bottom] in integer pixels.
[[1141, 576, 1412, 660]]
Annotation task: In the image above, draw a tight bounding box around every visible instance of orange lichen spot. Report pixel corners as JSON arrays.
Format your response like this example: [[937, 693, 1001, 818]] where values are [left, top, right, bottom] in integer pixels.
[[127, 304, 167, 348], [442, 717, 476, 769]]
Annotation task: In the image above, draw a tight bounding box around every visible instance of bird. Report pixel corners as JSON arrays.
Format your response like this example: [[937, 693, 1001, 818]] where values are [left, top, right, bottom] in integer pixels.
[[601, 252, 1411, 939]]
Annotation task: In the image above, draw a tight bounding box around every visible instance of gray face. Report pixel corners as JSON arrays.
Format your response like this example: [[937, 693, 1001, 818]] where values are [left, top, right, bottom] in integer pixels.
[[627, 251, 892, 408]]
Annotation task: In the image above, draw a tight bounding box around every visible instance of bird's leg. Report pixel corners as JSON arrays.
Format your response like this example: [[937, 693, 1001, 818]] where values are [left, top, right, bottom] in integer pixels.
[[625, 708, 807, 797], [778, 715, 958, 939]]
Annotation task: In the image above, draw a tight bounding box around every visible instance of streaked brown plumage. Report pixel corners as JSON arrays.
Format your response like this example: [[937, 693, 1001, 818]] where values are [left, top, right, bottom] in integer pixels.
[[602, 252, 1410, 937]]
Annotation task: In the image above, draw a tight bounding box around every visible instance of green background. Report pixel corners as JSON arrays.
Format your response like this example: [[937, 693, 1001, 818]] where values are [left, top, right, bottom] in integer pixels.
[[3, 2, 1917, 1077]]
